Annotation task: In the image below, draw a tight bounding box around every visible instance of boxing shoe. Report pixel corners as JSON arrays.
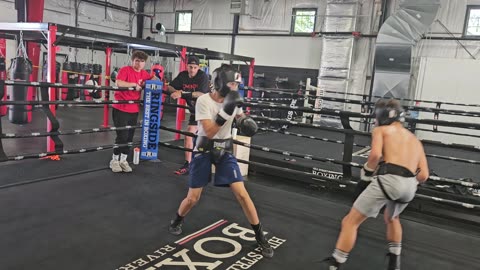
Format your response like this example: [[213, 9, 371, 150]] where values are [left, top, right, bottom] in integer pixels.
[[169, 219, 183, 235], [320, 257, 343, 270], [255, 232, 274, 258], [387, 253, 401, 270]]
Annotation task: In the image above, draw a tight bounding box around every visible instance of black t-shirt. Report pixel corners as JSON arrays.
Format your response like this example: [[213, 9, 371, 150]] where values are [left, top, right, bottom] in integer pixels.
[[170, 70, 210, 113]]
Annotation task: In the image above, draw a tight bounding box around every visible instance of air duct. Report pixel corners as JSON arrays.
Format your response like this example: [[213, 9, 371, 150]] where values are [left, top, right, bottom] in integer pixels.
[[371, 0, 440, 100]]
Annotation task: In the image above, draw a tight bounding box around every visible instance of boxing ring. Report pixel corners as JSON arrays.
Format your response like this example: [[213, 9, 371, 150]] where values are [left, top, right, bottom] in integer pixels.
[[1, 148, 479, 270], [1, 21, 480, 270]]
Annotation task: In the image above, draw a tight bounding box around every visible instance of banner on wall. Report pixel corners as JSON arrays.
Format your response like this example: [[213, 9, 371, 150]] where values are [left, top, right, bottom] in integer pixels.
[[140, 80, 163, 160]]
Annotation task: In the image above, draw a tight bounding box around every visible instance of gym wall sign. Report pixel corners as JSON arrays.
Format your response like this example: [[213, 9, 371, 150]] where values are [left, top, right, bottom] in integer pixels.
[[115, 219, 286, 270]]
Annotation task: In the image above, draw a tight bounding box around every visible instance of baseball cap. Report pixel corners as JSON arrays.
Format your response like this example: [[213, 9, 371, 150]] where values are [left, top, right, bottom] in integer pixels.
[[187, 55, 200, 65]]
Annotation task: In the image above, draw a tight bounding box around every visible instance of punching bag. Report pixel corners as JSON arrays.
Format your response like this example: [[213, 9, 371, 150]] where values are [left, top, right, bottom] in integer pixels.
[[0, 57, 6, 116], [8, 57, 32, 124], [61, 62, 71, 100], [110, 67, 118, 83], [89, 64, 102, 99], [66, 62, 78, 100], [78, 63, 88, 100]]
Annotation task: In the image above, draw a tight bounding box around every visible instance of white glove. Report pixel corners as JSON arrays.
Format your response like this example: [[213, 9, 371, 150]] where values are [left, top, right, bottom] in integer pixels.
[[360, 163, 375, 182]]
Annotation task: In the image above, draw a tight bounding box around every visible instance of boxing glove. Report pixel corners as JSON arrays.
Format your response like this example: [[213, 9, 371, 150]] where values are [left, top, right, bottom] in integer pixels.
[[215, 91, 243, 126], [237, 115, 258, 137]]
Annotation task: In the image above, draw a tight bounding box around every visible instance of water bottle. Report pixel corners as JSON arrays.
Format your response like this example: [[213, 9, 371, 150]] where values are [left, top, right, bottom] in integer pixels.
[[133, 147, 140, 165]]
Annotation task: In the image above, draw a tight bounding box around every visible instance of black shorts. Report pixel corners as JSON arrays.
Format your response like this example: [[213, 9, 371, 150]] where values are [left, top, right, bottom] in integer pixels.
[[188, 114, 196, 126]]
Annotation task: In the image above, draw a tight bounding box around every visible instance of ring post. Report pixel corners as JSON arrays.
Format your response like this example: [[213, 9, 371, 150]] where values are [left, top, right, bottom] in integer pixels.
[[141, 80, 163, 161], [103, 47, 112, 127], [175, 47, 187, 140]]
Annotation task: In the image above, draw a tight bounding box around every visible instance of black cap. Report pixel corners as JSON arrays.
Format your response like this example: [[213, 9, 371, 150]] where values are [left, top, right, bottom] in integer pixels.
[[187, 55, 200, 65]]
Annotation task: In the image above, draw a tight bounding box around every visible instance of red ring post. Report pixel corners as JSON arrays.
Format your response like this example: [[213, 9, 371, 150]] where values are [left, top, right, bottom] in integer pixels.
[[47, 25, 57, 152], [103, 47, 112, 127], [247, 59, 255, 114], [0, 38, 6, 116], [175, 47, 188, 140]]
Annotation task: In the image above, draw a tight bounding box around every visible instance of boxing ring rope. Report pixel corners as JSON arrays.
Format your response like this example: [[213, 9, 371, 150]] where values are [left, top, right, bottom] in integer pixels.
[[162, 101, 480, 160], [2, 80, 137, 91], [158, 126, 479, 188], [243, 101, 480, 130], [0, 100, 142, 106], [246, 97, 480, 118], [251, 116, 480, 151], [258, 127, 480, 165], [1, 124, 141, 139], [246, 86, 480, 108], [413, 127, 480, 139], [157, 141, 480, 211], [0, 81, 478, 188], [0, 107, 478, 209], [3, 80, 479, 140], [7, 142, 137, 161], [2, 92, 477, 164]]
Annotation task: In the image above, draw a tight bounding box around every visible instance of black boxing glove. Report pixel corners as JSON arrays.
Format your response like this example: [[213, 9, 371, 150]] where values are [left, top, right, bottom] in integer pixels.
[[215, 91, 243, 126], [237, 115, 258, 137]]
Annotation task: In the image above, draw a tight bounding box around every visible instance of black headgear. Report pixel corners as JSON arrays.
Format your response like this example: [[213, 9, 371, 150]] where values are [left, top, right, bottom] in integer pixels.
[[374, 99, 405, 126], [211, 65, 242, 97]]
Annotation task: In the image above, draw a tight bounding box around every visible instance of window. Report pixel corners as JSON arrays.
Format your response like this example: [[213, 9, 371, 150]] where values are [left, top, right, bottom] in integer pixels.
[[292, 8, 317, 34], [176, 11, 192, 32], [464, 6, 480, 36]]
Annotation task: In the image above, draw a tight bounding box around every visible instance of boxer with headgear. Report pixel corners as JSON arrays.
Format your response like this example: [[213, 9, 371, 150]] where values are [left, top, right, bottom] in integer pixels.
[[321, 99, 429, 270], [168, 64, 273, 258], [168, 55, 210, 175]]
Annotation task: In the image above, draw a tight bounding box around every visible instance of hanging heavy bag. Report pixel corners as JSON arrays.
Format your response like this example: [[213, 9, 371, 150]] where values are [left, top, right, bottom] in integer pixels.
[[110, 67, 118, 83], [66, 62, 78, 100], [61, 62, 71, 100], [78, 63, 89, 100], [1, 57, 7, 116], [0, 57, 5, 73], [8, 57, 32, 124]]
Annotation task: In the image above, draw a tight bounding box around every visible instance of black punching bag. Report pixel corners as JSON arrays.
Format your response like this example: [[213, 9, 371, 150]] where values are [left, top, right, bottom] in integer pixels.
[[9, 57, 32, 124]]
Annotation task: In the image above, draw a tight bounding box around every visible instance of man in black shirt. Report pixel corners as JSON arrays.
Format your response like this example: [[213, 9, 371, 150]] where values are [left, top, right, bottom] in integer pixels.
[[168, 55, 210, 175]]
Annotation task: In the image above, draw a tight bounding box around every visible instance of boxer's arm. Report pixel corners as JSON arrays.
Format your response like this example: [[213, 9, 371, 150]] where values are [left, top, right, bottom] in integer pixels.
[[192, 91, 206, 98], [416, 141, 429, 182], [168, 85, 179, 93], [367, 127, 383, 169], [199, 119, 221, 139], [116, 79, 137, 88]]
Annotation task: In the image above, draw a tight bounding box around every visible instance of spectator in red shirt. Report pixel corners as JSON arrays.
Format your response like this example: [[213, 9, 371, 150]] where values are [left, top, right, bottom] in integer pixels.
[[110, 50, 153, 173]]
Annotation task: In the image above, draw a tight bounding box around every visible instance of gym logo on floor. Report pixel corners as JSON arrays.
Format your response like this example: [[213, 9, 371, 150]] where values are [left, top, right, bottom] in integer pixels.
[[115, 219, 286, 270]]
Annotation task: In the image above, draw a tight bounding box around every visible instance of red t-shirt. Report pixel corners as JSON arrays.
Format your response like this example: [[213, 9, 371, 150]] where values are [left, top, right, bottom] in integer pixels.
[[113, 66, 152, 113]]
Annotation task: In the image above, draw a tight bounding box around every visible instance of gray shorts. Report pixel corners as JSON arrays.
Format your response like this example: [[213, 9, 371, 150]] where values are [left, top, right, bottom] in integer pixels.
[[353, 174, 418, 219]]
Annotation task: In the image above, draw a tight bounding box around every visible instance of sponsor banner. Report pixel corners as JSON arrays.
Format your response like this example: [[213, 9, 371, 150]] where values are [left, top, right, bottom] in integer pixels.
[[141, 81, 163, 160]]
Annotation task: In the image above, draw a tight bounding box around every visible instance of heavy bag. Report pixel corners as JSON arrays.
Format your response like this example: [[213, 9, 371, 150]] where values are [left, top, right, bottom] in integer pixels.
[[41, 60, 61, 102], [0, 57, 5, 116], [42, 60, 61, 82], [78, 63, 89, 100], [66, 62, 79, 100], [92, 64, 102, 76], [8, 57, 32, 124], [61, 62, 71, 100], [110, 67, 119, 83], [0, 57, 5, 72]]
